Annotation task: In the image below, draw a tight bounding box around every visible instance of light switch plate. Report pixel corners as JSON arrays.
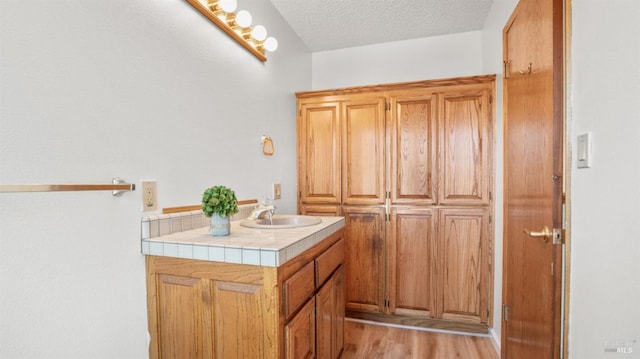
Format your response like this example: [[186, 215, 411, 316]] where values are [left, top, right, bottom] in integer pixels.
[[577, 133, 592, 168]]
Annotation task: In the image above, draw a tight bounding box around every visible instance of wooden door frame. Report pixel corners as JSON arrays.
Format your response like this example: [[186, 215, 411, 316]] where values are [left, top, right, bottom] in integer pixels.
[[561, 1, 572, 357]]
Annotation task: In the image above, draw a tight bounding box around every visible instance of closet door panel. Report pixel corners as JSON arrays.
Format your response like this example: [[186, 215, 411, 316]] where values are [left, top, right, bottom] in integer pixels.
[[388, 207, 437, 318], [342, 206, 386, 314], [342, 98, 386, 205], [390, 93, 437, 205], [438, 208, 490, 324], [299, 101, 341, 204], [439, 88, 491, 205]]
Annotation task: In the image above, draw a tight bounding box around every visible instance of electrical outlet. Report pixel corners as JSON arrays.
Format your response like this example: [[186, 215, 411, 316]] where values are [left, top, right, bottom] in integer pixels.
[[142, 181, 157, 211], [273, 183, 281, 200]]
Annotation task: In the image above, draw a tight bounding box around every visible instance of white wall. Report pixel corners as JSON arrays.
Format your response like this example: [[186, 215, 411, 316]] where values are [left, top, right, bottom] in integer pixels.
[[0, 0, 310, 357], [312, 31, 484, 89], [569, 0, 640, 357]]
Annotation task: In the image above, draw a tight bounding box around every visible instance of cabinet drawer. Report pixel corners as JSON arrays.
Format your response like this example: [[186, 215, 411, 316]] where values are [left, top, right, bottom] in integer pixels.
[[283, 261, 315, 319], [315, 238, 344, 287]]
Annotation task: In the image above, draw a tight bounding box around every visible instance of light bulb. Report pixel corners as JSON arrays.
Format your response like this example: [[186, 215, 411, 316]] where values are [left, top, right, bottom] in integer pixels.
[[252, 25, 267, 41], [235, 10, 252, 28], [219, 0, 237, 13], [264, 37, 278, 52]]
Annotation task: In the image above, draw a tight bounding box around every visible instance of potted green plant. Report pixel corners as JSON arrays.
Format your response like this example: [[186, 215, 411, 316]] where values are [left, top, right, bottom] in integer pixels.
[[202, 185, 239, 236]]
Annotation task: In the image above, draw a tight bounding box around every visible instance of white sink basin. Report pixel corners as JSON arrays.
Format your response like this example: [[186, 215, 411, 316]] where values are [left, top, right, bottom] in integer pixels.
[[240, 215, 322, 229]]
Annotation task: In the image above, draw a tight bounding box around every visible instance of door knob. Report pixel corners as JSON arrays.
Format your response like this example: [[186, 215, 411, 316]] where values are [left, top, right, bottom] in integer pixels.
[[523, 226, 551, 243]]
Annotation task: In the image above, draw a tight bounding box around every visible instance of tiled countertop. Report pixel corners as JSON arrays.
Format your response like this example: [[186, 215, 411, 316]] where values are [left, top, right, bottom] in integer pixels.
[[141, 215, 345, 267]]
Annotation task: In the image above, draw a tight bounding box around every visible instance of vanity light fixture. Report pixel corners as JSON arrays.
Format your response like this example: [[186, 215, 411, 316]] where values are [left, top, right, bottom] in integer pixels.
[[186, 0, 278, 62]]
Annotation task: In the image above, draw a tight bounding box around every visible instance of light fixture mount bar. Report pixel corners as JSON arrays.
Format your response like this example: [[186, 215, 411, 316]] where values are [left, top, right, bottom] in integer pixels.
[[184, 0, 267, 62]]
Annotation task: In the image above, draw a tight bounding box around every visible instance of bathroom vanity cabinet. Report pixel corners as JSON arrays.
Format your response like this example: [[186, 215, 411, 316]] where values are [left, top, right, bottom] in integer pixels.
[[144, 222, 345, 359]]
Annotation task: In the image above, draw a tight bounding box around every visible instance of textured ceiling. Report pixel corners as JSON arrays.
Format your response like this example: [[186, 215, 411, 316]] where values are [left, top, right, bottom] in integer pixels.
[[269, 0, 494, 52]]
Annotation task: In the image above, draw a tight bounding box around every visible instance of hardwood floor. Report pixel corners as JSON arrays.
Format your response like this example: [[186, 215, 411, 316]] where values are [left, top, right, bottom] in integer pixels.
[[342, 319, 499, 359]]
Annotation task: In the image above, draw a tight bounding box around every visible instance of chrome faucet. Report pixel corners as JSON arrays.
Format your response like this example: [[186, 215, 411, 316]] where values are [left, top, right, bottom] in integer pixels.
[[248, 203, 277, 223]]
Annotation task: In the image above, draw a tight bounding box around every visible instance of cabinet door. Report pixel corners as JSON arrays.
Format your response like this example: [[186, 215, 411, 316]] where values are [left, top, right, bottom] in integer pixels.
[[154, 274, 211, 359], [342, 206, 386, 313], [284, 298, 316, 359], [211, 280, 274, 357], [439, 86, 492, 205], [298, 101, 341, 204], [389, 93, 438, 205], [437, 208, 490, 324], [146, 258, 278, 359], [342, 98, 386, 205], [388, 207, 436, 318], [316, 266, 345, 359]]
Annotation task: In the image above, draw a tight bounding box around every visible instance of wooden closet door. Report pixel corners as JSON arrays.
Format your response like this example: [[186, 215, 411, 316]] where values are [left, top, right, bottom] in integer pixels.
[[342, 206, 386, 314], [437, 208, 490, 324], [298, 101, 341, 204], [389, 92, 438, 205], [438, 86, 492, 205], [388, 207, 437, 318], [342, 97, 386, 205]]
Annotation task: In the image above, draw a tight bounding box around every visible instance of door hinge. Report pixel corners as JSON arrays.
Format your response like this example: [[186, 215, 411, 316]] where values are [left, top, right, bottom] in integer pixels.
[[502, 304, 509, 322], [384, 299, 390, 308], [489, 215, 492, 224], [503, 60, 509, 79], [489, 191, 493, 201]]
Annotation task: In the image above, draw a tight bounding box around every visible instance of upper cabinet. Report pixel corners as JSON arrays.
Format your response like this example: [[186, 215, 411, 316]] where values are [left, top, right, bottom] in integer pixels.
[[299, 79, 494, 210], [439, 86, 492, 205], [342, 97, 387, 205], [298, 101, 341, 204], [389, 91, 438, 205]]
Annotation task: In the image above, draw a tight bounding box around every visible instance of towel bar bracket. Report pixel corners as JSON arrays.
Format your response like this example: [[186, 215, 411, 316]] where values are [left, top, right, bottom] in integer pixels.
[[112, 177, 135, 196]]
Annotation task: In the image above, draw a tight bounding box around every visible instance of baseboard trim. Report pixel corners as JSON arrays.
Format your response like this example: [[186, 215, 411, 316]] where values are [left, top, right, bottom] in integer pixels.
[[346, 317, 500, 341], [488, 327, 501, 354], [346, 310, 490, 335]]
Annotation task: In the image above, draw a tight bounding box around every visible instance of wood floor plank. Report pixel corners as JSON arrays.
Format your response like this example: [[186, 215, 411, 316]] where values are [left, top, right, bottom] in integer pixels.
[[342, 320, 499, 359]]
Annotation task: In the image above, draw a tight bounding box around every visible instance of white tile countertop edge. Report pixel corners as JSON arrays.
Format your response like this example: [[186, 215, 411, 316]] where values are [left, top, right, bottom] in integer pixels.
[[141, 216, 345, 267]]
